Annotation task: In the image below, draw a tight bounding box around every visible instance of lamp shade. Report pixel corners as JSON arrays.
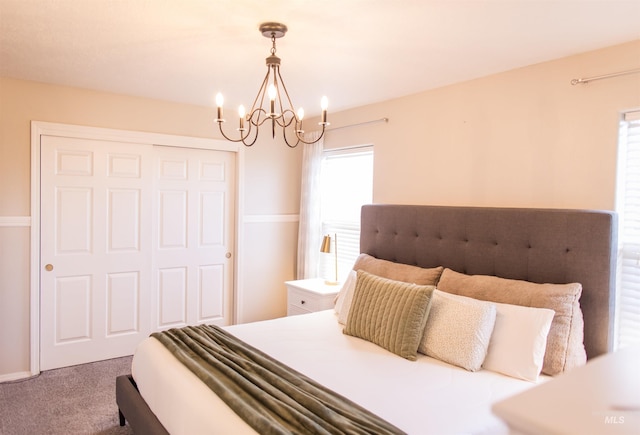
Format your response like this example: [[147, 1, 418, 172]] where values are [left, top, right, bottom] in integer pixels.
[[320, 235, 332, 253]]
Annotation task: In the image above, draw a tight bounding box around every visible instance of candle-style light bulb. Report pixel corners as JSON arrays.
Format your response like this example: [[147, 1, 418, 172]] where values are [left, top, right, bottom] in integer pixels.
[[238, 105, 246, 130], [297, 107, 305, 133], [268, 84, 277, 116], [320, 96, 328, 124], [215, 93, 224, 120], [268, 84, 277, 101]]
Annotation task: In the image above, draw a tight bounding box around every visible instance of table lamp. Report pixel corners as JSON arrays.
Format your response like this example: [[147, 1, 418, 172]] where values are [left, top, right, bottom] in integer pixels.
[[320, 233, 338, 285]]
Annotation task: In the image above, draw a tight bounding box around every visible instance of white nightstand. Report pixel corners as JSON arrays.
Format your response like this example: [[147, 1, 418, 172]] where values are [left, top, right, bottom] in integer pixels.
[[285, 278, 340, 316]]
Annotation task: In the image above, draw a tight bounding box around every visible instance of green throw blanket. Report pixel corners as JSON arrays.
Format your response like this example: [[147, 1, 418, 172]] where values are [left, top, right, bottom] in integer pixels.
[[152, 325, 405, 435]]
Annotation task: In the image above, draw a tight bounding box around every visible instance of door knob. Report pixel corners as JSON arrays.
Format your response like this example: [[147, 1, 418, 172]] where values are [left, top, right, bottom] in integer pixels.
[[45, 264, 54, 271], [225, 252, 232, 259]]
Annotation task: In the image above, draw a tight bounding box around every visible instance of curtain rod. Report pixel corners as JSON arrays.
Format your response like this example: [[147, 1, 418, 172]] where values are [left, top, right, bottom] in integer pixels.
[[326, 117, 389, 132], [571, 68, 640, 85]]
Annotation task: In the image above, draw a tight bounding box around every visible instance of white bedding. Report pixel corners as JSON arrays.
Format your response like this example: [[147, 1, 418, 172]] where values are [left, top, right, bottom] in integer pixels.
[[132, 310, 542, 435]]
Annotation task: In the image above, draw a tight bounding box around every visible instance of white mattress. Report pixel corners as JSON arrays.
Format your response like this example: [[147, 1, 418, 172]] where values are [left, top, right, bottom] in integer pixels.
[[132, 310, 540, 435]]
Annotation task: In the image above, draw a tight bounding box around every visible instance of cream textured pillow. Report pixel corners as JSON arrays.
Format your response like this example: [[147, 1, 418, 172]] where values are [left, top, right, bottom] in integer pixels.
[[418, 290, 496, 371], [437, 268, 586, 376], [352, 254, 443, 285], [343, 271, 434, 361], [483, 303, 555, 382]]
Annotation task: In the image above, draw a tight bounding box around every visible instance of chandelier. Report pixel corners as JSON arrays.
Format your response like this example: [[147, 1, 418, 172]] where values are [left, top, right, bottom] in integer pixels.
[[214, 22, 329, 148]]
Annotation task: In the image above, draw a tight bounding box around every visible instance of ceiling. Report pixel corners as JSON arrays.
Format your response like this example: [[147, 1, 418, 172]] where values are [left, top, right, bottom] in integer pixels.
[[1, 0, 639, 116]]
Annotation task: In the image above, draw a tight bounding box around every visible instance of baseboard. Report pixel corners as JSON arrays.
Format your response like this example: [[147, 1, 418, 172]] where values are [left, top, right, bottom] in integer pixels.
[[0, 370, 35, 383]]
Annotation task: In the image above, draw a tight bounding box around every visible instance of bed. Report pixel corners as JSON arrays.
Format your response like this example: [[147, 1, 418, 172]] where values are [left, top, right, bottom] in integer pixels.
[[116, 204, 617, 434]]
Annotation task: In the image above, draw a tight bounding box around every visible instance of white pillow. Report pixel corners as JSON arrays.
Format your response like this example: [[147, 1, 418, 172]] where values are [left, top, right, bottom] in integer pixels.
[[334, 270, 357, 324], [483, 302, 555, 382], [419, 290, 496, 371]]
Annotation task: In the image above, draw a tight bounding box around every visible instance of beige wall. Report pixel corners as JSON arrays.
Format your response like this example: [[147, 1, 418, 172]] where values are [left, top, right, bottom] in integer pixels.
[[0, 77, 302, 378], [322, 40, 640, 211], [1, 40, 639, 378]]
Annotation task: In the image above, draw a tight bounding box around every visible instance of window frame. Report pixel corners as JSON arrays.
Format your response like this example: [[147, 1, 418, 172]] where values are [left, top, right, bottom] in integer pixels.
[[318, 145, 374, 283], [615, 109, 640, 350]]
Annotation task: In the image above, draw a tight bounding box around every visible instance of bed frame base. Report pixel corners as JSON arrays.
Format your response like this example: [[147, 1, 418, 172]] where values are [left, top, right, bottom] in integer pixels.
[[115, 374, 169, 435]]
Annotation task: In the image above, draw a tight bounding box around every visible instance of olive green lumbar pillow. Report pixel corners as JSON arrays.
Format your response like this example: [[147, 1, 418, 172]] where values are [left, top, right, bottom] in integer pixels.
[[343, 270, 434, 361]]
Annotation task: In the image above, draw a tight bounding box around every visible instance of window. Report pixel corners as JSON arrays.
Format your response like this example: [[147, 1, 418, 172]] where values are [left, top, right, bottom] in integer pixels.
[[319, 146, 373, 282], [616, 110, 640, 349]]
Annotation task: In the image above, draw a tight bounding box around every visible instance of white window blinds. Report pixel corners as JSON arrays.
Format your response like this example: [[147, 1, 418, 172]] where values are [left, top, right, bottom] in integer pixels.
[[319, 146, 373, 283], [616, 110, 640, 349]]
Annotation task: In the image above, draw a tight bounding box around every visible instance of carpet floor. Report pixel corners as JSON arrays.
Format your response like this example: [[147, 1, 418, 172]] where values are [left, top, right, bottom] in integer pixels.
[[0, 356, 134, 435]]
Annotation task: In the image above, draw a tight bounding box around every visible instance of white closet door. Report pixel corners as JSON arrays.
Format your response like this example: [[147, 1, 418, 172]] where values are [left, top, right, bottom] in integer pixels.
[[153, 146, 235, 330], [40, 136, 236, 370], [40, 136, 153, 370]]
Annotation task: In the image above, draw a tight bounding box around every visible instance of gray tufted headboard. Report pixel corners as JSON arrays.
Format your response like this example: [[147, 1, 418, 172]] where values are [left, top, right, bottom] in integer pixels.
[[360, 204, 617, 360]]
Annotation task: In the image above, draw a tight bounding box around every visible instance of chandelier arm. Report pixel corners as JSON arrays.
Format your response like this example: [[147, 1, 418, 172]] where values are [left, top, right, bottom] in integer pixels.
[[219, 118, 261, 147], [269, 112, 291, 128], [246, 75, 269, 130], [269, 69, 290, 130], [249, 109, 265, 128], [249, 108, 277, 128], [267, 110, 294, 131], [240, 124, 261, 147], [284, 137, 301, 148], [249, 69, 271, 117], [294, 124, 327, 145], [279, 109, 296, 128], [272, 72, 281, 106], [270, 111, 291, 128], [216, 121, 249, 143], [216, 111, 261, 146], [280, 124, 301, 148], [269, 74, 293, 130], [275, 67, 298, 119], [240, 119, 261, 147], [279, 119, 326, 147]]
